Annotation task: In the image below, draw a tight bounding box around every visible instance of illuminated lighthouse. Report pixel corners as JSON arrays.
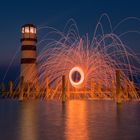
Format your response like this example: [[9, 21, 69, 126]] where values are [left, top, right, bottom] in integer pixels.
[[20, 24, 37, 83]]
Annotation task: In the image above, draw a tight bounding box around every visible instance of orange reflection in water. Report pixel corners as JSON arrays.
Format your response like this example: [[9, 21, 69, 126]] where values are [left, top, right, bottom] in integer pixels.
[[65, 100, 89, 140], [18, 101, 38, 140]]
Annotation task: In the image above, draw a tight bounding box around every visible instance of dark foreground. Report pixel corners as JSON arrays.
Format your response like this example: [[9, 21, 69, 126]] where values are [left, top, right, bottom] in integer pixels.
[[0, 100, 140, 140]]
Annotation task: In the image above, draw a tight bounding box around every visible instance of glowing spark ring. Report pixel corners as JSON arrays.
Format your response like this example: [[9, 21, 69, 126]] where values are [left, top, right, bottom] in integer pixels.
[[69, 66, 84, 87]]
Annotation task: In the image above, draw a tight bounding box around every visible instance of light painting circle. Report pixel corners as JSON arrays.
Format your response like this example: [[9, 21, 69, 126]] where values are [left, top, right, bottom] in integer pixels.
[[69, 66, 84, 87]]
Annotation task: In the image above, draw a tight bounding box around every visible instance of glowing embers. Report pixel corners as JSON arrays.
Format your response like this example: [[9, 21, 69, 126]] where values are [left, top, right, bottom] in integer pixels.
[[69, 66, 84, 88]]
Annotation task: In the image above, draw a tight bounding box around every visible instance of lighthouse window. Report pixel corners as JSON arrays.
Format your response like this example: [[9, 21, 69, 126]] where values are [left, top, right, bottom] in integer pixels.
[[30, 27, 34, 33], [25, 27, 30, 33], [22, 27, 24, 33]]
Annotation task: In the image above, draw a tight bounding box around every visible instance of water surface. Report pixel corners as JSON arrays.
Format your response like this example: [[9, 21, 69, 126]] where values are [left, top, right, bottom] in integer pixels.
[[0, 100, 140, 140]]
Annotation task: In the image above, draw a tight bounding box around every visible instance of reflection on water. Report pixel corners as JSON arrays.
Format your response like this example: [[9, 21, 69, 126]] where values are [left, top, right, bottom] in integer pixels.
[[64, 101, 89, 140], [18, 102, 38, 140], [0, 100, 140, 140]]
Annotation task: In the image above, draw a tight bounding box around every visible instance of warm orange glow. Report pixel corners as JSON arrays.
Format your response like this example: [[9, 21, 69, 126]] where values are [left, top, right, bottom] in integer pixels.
[[30, 27, 34, 33], [69, 66, 84, 88], [65, 101, 89, 140], [25, 27, 30, 33], [22, 26, 36, 34]]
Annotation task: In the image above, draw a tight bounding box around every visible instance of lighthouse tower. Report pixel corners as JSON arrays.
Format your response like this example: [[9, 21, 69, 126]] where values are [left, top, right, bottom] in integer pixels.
[[20, 24, 37, 83]]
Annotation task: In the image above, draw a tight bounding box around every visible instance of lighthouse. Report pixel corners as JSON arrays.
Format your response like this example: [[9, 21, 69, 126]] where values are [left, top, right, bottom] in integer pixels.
[[20, 24, 37, 83]]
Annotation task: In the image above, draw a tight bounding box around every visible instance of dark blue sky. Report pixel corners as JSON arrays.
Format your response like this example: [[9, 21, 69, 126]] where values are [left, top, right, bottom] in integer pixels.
[[0, 0, 140, 82]]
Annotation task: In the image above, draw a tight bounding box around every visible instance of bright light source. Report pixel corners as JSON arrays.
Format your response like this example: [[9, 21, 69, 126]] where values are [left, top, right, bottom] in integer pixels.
[[30, 27, 34, 33], [69, 66, 84, 88], [25, 27, 29, 33]]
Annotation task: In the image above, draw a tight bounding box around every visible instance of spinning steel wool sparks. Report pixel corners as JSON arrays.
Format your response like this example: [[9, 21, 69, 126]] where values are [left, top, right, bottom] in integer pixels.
[[35, 15, 140, 100]]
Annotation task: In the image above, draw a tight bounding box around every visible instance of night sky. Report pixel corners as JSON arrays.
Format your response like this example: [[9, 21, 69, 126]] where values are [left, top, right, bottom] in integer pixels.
[[0, 0, 140, 83]]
